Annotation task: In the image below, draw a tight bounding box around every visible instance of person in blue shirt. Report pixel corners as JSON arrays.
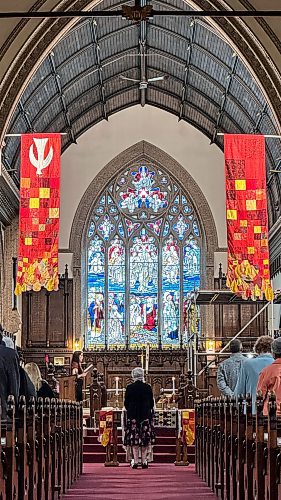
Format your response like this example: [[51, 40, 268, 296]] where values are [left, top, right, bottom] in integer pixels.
[[234, 335, 273, 413]]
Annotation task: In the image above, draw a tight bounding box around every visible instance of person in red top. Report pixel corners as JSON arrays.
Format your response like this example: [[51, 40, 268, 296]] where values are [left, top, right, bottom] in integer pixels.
[[257, 337, 281, 416]]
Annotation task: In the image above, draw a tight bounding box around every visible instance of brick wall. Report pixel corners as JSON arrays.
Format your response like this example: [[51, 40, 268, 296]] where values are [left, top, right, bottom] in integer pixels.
[[0, 217, 21, 338]]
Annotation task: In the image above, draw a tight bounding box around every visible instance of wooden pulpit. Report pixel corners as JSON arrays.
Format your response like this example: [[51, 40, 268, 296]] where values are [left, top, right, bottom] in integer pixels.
[[58, 375, 77, 401]]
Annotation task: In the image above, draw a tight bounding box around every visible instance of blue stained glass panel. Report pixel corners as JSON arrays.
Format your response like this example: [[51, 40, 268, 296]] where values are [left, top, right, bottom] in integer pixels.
[[162, 236, 180, 346], [108, 236, 126, 347], [88, 221, 95, 237], [183, 238, 200, 342], [129, 229, 158, 347], [87, 236, 105, 347]]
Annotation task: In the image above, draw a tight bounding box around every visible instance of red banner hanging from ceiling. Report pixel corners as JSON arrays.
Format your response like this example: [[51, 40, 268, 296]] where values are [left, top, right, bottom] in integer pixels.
[[15, 134, 61, 295], [224, 134, 273, 301]]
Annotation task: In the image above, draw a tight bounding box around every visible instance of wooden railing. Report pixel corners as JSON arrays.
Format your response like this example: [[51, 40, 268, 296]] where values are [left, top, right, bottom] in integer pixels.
[[0, 396, 83, 499], [195, 394, 281, 499]]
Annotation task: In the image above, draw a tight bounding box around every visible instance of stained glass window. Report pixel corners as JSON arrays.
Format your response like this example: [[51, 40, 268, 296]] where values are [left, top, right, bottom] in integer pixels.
[[86, 162, 201, 349]]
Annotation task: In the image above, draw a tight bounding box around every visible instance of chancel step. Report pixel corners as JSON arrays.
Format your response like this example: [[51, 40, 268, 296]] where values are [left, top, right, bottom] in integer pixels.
[[83, 428, 195, 464]]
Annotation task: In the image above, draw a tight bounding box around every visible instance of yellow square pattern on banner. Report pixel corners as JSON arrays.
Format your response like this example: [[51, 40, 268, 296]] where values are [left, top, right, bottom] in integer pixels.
[[254, 226, 261, 233], [240, 220, 248, 227], [49, 208, 59, 218], [227, 209, 237, 220], [39, 224, 45, 231], [21, 178, 30, 188], [39, 187, 50, 198], [246, 199, 256, 211], [29, 198, 40, 209], [247, 247, 255, 254], [235, 179, 246, 190], [25, 238, 32, 246]]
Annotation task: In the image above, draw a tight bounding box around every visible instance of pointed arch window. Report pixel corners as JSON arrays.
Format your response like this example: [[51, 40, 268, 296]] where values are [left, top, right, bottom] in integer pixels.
[[87, 163, 201, 349]]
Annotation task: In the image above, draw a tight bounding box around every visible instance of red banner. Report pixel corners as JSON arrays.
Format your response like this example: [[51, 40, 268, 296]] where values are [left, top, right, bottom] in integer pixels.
[[99, 410, 113, 447], [15, 134, 61, 295], [181, 409, 195, 445], [224, 134, 273, 301]]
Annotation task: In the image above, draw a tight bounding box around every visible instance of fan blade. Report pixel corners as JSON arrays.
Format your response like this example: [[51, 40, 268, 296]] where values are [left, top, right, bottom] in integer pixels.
[[147, 76, 168, 82], [120, 75, 140, 83]]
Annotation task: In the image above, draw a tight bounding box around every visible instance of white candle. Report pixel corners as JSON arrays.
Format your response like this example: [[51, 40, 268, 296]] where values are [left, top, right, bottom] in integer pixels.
[[172, 377, 176, 395], [115, 377, 119, 396]]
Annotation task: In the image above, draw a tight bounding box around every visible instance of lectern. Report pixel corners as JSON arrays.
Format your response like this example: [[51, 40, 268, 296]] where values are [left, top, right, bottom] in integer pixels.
[[58, 375, 77, 401]]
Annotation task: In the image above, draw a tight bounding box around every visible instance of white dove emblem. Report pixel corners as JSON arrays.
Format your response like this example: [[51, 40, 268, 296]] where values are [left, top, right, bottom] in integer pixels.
[[29, 138, 53, 175]]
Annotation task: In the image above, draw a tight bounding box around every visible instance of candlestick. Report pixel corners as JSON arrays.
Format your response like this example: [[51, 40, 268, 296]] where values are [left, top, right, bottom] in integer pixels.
[[172, 376, 176, 395], [115, 376, 119, 396]]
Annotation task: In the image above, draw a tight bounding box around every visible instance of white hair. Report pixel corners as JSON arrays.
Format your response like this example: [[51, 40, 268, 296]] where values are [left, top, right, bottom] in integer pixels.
[[132, 367, 145, 382]]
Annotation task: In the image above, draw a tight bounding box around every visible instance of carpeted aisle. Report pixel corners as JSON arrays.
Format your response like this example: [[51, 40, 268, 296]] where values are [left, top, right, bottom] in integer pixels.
[[63, 463, 217, 499]]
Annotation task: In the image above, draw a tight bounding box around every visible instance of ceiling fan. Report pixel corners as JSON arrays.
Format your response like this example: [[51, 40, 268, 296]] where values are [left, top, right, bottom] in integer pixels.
[[120, 74, 169, 89]]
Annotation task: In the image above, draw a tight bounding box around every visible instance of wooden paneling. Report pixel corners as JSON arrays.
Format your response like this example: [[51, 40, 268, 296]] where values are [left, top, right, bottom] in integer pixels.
[[22, 272, 73, 349]]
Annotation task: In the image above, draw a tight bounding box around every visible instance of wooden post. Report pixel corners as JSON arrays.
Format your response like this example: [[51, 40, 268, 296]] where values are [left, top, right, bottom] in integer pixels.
[[43, 398, 52, 500], [61, 401, 68, 494], [244, 395, 255, 500], [17, 396, 29, 500], [267, 394, 279, 500], [254, 394, 266, 500], [215, 397, 225, 498], [236, 395, 245, 500], [104, 411, 119, 467], [5, 396, 19, 500], [55, 400, 63, 497], [26, 397, 38, 500], [66, 402, 72, 489], [224, 397, 231, 500], [50, 399, 59, 500], [36, 398, 46, 500], [174, 410, 190, 466], [230, 396, 238, 500], [209, 399, 215, 491]]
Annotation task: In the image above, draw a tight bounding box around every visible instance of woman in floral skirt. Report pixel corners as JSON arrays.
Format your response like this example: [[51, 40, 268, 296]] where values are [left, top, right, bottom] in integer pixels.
[[124, 367, 155, 469]]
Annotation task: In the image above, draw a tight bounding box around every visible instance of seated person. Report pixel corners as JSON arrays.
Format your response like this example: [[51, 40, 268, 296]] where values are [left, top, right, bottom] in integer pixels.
[[24, 362, 56, 399]]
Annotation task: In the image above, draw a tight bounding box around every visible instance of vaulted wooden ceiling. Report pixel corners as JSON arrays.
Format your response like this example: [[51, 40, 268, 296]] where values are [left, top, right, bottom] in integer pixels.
[[0, 0, 281, 227]]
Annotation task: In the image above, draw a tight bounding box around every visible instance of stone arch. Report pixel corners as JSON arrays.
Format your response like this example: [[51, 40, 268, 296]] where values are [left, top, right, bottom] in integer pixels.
[[69, 140, 218, 339]]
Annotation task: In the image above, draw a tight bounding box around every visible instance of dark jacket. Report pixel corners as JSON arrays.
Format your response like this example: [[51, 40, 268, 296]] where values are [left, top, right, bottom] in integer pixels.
[[19, 367, 36, 401], [37, 380, 56, 399], [0, 344, 20, 419], [124, 380, 154, 423]]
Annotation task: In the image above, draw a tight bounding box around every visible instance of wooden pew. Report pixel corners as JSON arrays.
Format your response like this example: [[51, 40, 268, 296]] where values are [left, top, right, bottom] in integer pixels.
[[0, 395, 83, 500], [195, 395, 281, 500]]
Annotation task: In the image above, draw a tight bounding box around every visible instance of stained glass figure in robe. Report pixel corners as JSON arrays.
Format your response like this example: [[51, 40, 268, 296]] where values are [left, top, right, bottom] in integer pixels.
[[183, 237, 201, 342], [87, 236, 105, 347], [108, 236, 126, 346], [162, 235, 180, 346], [130, 228, 158, 346]]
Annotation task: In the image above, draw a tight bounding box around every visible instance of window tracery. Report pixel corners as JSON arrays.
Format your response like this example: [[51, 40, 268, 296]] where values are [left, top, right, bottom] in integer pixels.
[[87, 162, 201, 349]]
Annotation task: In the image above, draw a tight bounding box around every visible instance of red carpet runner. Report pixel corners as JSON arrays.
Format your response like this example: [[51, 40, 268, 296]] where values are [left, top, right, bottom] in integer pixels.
[[63, 463, 217, 499]]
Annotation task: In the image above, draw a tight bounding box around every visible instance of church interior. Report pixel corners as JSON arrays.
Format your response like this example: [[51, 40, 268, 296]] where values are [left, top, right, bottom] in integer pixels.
[[0, 1, 281, 498]]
